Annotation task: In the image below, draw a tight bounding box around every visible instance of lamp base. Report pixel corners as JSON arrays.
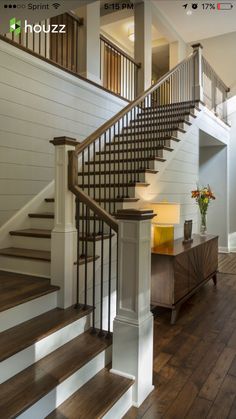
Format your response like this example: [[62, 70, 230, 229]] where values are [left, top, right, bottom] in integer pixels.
[[154, 225, 174, 246]]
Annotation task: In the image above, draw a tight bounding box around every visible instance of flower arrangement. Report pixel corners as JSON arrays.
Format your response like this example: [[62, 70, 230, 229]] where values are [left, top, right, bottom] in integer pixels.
[[191, 185, 216, 235]]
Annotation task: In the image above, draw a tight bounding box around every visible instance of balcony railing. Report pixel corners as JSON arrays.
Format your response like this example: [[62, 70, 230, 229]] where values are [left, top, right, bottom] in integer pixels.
[[100, 34, 140, 101], [1, 13, 140, 102]]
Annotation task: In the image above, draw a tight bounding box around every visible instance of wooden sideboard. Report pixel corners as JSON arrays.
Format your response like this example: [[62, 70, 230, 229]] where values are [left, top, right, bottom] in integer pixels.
[[151, 234, 218, 324]]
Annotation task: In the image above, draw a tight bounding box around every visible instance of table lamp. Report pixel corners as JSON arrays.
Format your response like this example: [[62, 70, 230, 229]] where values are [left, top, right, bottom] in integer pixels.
[[150, 202, 180, 246]]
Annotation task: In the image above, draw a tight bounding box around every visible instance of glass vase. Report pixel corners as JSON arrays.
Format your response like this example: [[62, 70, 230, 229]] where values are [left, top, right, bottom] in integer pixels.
[[200, 212, 207, 236]]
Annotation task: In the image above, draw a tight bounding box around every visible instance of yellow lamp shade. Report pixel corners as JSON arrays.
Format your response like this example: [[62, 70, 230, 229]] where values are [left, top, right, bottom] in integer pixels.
[[150, 202, 180, 225]]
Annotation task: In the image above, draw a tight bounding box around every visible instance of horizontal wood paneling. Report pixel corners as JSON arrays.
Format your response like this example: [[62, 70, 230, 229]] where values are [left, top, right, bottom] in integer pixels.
[[0, 40, 127, 227]]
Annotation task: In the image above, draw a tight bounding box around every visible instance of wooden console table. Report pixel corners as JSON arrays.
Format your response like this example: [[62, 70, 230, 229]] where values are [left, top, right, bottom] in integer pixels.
[[151, 234, 218, 324]]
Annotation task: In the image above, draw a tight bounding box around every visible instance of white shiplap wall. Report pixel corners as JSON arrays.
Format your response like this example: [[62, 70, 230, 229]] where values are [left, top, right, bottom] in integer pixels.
[[0, 40, 127, 226]]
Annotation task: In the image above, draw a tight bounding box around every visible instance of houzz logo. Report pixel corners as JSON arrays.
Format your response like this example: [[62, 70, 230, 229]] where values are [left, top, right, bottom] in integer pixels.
[[10, 17, 66, 34], [10, 17, 21, 35]]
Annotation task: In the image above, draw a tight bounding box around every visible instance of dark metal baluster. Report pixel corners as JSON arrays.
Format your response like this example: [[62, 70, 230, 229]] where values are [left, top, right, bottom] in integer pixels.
[[99, 221, 104, 336], [109, 128, 112, 214], [75, 197, 80, 308], [91, 215, 96, 332], [107, 227, 112, 337], [84, 205, 89, 309]]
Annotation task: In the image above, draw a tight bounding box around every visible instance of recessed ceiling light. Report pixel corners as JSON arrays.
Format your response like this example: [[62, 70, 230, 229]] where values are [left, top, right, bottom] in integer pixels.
[[187, 9, 193, 15], [128, 27, 135, 42]]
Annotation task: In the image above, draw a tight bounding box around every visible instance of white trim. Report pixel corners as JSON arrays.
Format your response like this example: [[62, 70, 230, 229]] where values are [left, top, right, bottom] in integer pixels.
[[109, 369, 135, 381], [18, 346, 112, 419], [219, 246, 230, 254]]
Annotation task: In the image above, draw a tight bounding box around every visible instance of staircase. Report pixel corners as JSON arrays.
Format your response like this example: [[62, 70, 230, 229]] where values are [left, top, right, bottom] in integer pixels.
[[0, 45, 230, 418]]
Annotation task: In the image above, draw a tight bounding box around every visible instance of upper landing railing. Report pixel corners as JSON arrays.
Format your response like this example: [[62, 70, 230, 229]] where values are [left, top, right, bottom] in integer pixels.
[[0, 21, 229, 117], [1, 12, 140, 102]]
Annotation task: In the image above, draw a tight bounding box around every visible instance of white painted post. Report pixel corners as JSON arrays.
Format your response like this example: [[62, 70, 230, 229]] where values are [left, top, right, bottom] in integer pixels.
[[192, 43, 204, 102], [111, 209, 155, 407], [78, 0, 101, 84], [50, 137, 79, 309], [134, 1, 152, 94]]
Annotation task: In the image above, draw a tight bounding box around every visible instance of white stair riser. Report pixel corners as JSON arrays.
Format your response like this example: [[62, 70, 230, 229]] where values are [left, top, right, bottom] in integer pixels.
[[103, 386, 133, 419], [44, 202, 54, 212], [18, 346, 112, 419], [133, 114, 193, 125], [78, 187, 137, 200], [29, 218, 54, 230], [10, 236, 51, 251], [124, 121, 189, 133], [0, 291, 57, 333], [95, 149, 164, 162], [104, 138, 175, 151], [0, 313, 91, 384], [0, 257, 50, 278], [78, 172, 147, 184], [85, 160, 160, 172]]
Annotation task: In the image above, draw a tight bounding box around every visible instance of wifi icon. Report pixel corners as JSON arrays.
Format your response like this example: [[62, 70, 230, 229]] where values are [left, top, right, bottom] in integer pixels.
[[52, 3, 60, 9]]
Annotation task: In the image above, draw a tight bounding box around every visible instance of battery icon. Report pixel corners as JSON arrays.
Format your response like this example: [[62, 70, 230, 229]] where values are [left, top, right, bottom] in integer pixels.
[[217, 3, 233, 9]]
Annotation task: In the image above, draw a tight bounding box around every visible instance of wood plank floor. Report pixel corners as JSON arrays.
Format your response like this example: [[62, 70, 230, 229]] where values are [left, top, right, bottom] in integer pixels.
[[124, 273, 236, 419]]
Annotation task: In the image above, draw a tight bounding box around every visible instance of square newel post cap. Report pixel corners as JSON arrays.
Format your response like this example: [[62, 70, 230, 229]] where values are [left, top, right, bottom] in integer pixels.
[[115, 208, 155, 221], [192, 43, 203, 51], [50, 136, 80, 147]]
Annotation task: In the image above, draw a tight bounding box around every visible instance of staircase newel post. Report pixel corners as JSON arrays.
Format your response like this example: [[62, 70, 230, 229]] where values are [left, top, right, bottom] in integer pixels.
[[192, 43, 204, 103], [50, 137, 79, 309], [111, 209, 155, 407]]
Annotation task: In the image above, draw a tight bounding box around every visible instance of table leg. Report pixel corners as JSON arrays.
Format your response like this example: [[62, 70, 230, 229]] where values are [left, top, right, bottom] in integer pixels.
[[171, 307, 179, 325], [212, 273, 217, 285]]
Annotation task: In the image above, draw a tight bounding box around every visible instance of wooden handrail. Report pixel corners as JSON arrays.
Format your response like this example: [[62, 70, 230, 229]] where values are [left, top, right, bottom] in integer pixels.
[[202, 56, 230, 92], [74, 51, 197, 155], [68, 151, 118, 232], [100, 34, 141, 68]]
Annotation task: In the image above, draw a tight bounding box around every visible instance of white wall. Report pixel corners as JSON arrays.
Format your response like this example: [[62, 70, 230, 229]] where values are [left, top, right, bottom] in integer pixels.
[[199, 145, 229, 250], [188, 31, 236, 95], [0, 39, 127, 227], [228, 97, 236, 250]]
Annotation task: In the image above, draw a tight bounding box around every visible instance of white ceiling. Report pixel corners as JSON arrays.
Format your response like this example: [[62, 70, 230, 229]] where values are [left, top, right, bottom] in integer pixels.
[[154, 0, 236, 42], [101, 15, 166, 56]]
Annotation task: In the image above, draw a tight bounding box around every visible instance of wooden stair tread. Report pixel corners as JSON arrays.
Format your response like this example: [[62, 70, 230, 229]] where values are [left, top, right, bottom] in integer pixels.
[[106, 136, 180, 146], [47, 367, 133, 419], [0, 247, 51, 261], [74, 255, 100, 265], [0, 270, 59, 313], [10, 229, 51, 238], [28, 212, 54, 218], [87, 156, 166, 165], [114, 127, 186, 137], [45, 198, 54, 202], [125, 119, 191, 128], [79, 168, 158, 175], [79, 233, 115, 242], [97, 146, 173, 155], [0, 306, 93, 362], [0, 330, 112, 418], [96, 197, 139, 203], [80, 182, 150, 188]]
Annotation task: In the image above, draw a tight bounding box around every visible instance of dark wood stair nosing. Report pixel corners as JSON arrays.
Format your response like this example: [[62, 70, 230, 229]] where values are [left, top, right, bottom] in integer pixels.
[[28, 212, 54, 219], [46, 367, 134, 419], [9, 229, 51, 239], [0, 330, 112, 418], [0, 306, 93, 362]]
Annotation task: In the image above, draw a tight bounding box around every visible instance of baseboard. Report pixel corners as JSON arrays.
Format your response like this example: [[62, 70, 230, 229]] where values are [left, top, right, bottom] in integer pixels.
[[219, 246, 230, 254]]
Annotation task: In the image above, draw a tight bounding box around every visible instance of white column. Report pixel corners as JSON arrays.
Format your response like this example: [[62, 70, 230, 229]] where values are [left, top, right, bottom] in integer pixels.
[[50, 137, 79, 308], [111, 209, 155, 407], [192, 43, 204, 102], [78, 1, 101, 84], [134, 1, 152, 94], [169, 40, 187, 69]]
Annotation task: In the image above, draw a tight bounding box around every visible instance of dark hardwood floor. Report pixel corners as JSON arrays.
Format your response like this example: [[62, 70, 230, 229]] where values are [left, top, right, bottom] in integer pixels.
[[124, 273, 236, 419]]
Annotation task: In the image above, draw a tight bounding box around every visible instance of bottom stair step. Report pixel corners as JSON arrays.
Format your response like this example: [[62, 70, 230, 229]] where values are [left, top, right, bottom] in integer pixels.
[[0, 330, 112, 418], [47, 367, 134, 419]]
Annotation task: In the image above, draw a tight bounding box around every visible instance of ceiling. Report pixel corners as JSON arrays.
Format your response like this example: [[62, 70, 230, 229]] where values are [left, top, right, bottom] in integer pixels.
[[154, 0, 236, 42]]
